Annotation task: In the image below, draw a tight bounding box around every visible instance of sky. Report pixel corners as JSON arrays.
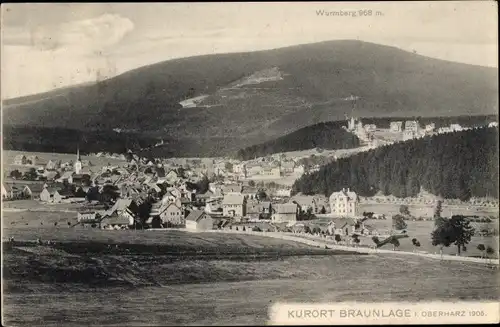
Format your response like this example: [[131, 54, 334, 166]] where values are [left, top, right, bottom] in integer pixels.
[[1, 2, 498, 99]]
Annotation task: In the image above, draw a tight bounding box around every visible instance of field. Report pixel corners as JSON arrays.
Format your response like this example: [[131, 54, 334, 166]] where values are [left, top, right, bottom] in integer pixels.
[[2, 195, 499, 325], [3, 234, 499, 326]]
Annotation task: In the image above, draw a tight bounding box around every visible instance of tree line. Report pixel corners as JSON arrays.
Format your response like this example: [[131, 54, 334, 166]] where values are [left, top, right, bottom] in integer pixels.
[[292, 126, 499, 200]]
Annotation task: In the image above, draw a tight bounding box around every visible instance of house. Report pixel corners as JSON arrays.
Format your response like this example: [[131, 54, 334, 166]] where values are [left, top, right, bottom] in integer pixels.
[[57, 171, 74, 183], [260, 166, 281, 178], [233, 163, 245, 174], [271, 203, 298, 223], [101, 212, 133, 230], [247, 165, 263, 176], [329, 218, 358, 236], [22, 183, 46, 199], [290, 195, 317, 213], [364, 124, 377, 132], [205, 200, 223, 215], [222, 193, 246, 217], [221, 183, 242, 195], [104, 199, 139, 226], [275, 188, 292, 197], [196, 190, 216, 204], [13, 155, 27, 165], [77, 211, 102, 224], [246, 200, 272, 219], [158, 202, 184, 226], [329, 188, 359, 217], [314, 195, 330, 213], [405, 120, 420, 133], [403, 130, 416, 141], [27, 155, 40, 165], [40, 187, 64, 203], [390, 121, 403, 133], [43, 171, 60, 181], [281, 161, 295, 174], [165, 170, 180, 183], [241, 186, 258, 200], [1, 183, 9, 199], [185, 210, 214, 230], [2, 183, 25, 199], [69, 174, 91, 186], [45, 160, 59, 171]]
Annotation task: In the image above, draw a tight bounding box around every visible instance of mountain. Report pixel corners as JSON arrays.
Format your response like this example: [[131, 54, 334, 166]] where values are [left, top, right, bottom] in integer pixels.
[[235, 121, 360, 160], [3, 40, 498, 156], [292, 126, 499, 200]]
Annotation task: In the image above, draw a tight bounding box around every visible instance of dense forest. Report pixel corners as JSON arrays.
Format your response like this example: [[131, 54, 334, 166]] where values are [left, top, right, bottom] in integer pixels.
[[2, 126, 157, 155], [292, 126, 499, 200], [2, 125, 247, 158], [236, 121, 360, 160]]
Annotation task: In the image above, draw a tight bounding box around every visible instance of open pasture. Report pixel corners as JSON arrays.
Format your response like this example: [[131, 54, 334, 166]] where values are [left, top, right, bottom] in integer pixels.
[[3, 242, 499, 326]]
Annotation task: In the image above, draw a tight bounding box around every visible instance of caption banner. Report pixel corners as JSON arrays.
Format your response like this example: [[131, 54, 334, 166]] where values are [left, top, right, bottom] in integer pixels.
[[269, 302, 499, 325]]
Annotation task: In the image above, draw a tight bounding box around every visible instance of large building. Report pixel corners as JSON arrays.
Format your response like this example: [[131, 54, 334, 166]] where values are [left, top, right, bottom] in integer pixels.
[[329, 188, 359, 217], [390, 121, 403, 133], [271, 203, 298, 223], [222, 193, 246, 217], [185, 210, 214, 230], [404, 121, 420, 133]]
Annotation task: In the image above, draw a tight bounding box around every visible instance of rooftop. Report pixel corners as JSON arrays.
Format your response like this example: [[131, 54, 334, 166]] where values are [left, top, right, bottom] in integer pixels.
[[222, 193, 245, 206]]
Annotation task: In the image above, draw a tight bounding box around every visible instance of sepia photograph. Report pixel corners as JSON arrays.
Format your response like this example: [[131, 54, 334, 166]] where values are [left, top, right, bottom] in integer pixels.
[[1, 2, 499, 325]]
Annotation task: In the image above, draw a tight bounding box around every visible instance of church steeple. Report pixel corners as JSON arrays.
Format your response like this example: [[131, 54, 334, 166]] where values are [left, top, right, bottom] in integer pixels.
[[74, 145, 82, 174]]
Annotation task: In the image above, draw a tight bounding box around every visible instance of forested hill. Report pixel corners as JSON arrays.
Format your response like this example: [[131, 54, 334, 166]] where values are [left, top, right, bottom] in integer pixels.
[[235, 121, 360, 160], [292, 127, 499, 200]]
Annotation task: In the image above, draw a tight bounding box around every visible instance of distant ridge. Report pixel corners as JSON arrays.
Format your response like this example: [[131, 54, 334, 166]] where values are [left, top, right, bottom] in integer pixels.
[[3, 40, 498, 156]]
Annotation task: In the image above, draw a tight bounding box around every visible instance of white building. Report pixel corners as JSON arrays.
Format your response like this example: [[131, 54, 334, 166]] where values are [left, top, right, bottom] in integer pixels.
[[275, 188, 292, 197], [272, 203, 298, 223], [405, 121, 420, 133], [390, 121, 403, 133], [222, 193, 246, 217], [329, 188, 359, 217], [403, 130, 416, 141]]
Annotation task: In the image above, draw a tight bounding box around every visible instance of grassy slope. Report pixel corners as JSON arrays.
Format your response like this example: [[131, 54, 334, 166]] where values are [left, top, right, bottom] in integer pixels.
[[3, 248, 499, 326], [3, 40, 498, 156]]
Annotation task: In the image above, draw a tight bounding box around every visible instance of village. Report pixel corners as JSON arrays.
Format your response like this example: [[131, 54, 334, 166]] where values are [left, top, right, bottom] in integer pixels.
[[3, 116, 499, 244]]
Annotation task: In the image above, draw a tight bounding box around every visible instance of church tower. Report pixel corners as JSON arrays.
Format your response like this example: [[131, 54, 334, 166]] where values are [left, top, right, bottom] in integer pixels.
[[74, 146, 82, 174]]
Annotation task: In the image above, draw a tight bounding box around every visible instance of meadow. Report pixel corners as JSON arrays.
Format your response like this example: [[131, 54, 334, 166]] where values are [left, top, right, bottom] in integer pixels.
[[2, 206, 499, 325], [3, 238, 499, 326]]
